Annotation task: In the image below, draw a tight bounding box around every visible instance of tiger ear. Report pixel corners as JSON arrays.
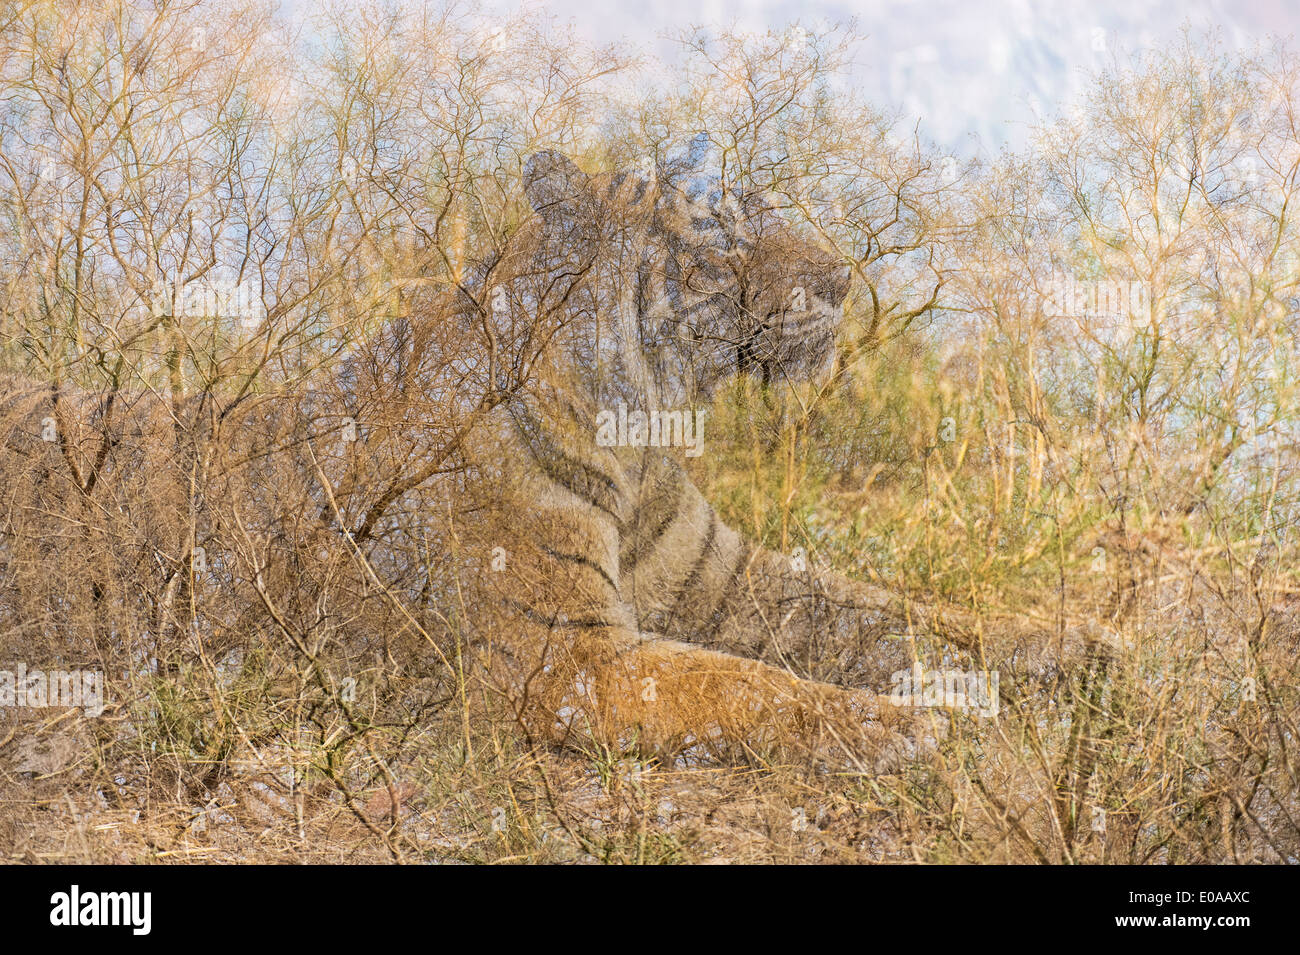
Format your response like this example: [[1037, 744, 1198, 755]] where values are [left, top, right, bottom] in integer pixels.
[[685, 131, 712, 169], [660, 132, 725, 208], [523, 150, 590, 213]]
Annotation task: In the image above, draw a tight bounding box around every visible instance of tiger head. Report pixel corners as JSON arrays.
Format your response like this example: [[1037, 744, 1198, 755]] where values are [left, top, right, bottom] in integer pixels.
[[523, 137, 852, 406]]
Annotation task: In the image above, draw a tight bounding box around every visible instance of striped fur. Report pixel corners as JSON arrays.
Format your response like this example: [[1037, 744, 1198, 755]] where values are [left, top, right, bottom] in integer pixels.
[[0, 143, 923, 769], [463, 144, 918, 765]]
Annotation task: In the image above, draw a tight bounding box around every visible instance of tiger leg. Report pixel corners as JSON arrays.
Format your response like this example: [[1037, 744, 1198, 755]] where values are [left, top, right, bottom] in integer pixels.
[[482, 504, 917, 766], [624, 462, 917, 689], [593, 634, 922, 770]]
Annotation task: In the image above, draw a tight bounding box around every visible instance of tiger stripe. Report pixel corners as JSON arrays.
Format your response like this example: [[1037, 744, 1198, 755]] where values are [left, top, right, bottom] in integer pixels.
[[464, 144, 913, 765]]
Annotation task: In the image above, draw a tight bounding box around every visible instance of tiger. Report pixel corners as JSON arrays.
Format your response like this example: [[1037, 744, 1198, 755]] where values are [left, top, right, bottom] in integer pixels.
[[0, 137, 946, 773], [438, 138, 933, 767]]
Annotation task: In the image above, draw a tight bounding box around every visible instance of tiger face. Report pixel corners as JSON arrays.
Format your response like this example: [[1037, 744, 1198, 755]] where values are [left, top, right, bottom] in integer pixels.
[[523, 140, 852, 405]]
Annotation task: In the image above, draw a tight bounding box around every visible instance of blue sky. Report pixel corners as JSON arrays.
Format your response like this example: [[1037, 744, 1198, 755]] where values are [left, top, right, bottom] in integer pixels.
[[282, 0, 1300, 155]]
